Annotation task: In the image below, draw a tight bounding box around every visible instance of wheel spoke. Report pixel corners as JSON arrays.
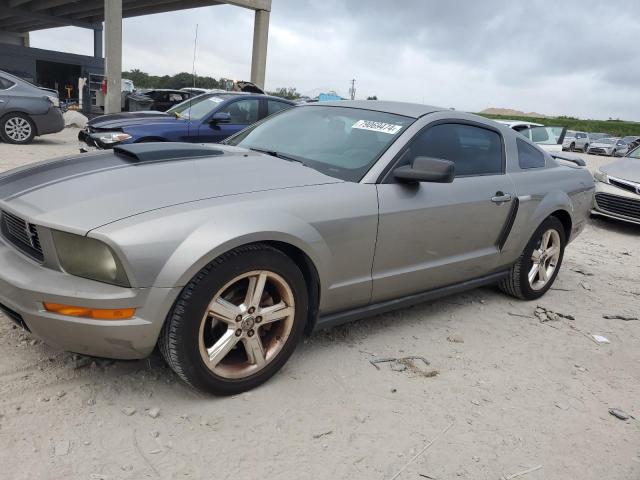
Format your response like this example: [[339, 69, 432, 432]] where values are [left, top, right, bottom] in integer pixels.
[[259, 301, 294, 325], [243, 336, 266, 366], [209, 297, 241, 325], [528, 263, 540, 284], [539, 264, 548, 282], [540, 230, 551, 250], [546, 246, 559, 258], [207, 328, 240, 366], [244, 272, 267, 309]]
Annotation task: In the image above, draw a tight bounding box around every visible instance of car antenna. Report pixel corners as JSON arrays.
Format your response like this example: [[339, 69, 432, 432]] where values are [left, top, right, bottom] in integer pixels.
[[187, 23, 198, 137]]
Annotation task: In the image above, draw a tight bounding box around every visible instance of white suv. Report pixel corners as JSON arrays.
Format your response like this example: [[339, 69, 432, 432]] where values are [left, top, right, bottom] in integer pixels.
[[562, 131, 590, 152]]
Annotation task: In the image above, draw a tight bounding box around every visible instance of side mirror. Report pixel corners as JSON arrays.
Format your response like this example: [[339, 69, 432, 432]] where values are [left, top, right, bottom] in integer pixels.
[[210, 112, 231, 124], [394, 156, 455, 183]]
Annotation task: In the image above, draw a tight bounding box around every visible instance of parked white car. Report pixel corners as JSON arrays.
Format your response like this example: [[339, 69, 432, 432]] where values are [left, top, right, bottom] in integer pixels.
[[562, 131, 590, 152], [587, 138, 630, 157], [496, 120, 566, 153]]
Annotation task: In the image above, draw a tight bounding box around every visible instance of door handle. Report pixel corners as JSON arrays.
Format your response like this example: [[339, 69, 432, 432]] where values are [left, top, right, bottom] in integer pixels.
[[491, 192, 513, 203]]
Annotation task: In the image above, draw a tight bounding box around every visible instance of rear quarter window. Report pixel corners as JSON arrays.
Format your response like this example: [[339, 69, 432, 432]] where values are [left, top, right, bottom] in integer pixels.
[[517, 138, 546, 169], [0, 77, 15, 89]]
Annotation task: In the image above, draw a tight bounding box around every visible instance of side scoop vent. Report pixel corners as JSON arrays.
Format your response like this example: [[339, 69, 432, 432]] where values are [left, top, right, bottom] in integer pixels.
[[113, 143, 225, 163]]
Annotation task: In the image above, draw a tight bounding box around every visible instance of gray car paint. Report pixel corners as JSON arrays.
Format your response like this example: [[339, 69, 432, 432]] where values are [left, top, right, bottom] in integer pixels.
[[0, 70, 64, 137], [0, 102, 594, 359]]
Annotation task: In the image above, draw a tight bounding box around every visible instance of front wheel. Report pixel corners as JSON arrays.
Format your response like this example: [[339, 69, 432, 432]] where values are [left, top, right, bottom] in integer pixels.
[[499, 216, 566, 300], [569, 142, 576, 152], [582, 143, 589, 152], [0, 113, 36, 144], [611, 149, 617, 157], [159, 244, 308, 395]]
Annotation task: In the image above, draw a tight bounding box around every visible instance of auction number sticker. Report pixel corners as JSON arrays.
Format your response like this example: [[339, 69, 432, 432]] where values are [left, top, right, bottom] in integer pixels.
[[352, 120, 403, 134]]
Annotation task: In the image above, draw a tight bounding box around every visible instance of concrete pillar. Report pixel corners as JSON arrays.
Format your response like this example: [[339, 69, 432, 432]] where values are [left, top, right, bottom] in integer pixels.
[[93, 26, 103, 58], [250, 9, 269, 89], [104, 0, 122, 114]]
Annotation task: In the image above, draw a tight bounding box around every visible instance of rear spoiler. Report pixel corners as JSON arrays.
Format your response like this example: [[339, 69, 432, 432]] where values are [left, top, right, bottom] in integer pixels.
[[550, 152, 586, 167]]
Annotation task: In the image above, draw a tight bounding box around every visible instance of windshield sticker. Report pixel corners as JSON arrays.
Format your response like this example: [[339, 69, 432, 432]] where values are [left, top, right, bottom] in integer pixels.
[[208, 97, 224, 103], [352, 120, 403, 134]]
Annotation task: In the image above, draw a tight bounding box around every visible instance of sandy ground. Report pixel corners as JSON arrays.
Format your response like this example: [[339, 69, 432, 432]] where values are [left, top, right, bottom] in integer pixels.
[[0, 128, 639, 480]]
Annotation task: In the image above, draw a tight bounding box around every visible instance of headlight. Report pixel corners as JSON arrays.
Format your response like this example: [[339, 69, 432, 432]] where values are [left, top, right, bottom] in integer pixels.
[[52, 231, 130, 287], [98, 132, 132, 144], [46, 95, 60, 107], [593, 170, 608, 184]]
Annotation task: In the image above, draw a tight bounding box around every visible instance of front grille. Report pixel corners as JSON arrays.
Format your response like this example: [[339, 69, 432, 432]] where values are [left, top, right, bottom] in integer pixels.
[[609, 177, 640, 195], [595, 193, 640, 220], [0, 211, 44, 261], [0, 302, 30, 331], [589, 148, 607, 155]]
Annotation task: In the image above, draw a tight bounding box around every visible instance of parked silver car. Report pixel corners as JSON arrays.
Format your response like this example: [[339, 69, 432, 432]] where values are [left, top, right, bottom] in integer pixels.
[[0, 70, 64, 144], [562, 130, 590, 152], [592, 146, 640, 225], [587, 137, 629, 157], [0, 101, 594, 394]]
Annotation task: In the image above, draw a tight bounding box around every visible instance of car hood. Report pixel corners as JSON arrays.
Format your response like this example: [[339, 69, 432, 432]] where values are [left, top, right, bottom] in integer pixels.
[[88, 111, 179, 129], [591, 142, 615, 148], [0, 145, 342, 234], [601, 158, 640, 183]]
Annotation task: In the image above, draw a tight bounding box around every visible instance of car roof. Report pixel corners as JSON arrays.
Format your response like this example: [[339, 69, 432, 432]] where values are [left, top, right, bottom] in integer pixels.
[[305, 100, 445, 119]]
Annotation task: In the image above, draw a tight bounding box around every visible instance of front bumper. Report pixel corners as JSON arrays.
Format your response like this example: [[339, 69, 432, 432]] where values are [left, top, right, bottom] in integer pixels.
[[32, 107, 64, 136], [592, 181, 640, 226], [0, 234, 180, 359]]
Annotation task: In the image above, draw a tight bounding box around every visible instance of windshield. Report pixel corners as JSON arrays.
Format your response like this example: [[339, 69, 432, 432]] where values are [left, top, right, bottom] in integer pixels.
[[225, 106, 414, 181], [519, 126, 565, 145], [565, 130, 576, 138], [629, 146, 640, 158], [167, 93, 232, 120], [597, 138, 616, 145]]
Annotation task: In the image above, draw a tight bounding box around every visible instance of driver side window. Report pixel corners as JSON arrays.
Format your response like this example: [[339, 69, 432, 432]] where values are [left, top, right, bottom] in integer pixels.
[[397, 123, 504, 177], [219, 99, 259, 124]]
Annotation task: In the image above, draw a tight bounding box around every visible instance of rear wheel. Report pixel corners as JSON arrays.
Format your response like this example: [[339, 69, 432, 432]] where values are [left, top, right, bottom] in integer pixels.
[[499, 216, 566, 300], [0, 113, 35, 144], [569, 142, 576, 152], [159, 244, 308, 395]]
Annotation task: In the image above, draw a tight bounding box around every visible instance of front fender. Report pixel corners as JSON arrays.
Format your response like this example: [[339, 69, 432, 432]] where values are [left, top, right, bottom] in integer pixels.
[[157, 214, 330, 290]]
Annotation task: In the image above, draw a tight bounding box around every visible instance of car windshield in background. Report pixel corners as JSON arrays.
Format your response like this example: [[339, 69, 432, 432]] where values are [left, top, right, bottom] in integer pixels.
[[166, 94, 231, 120], [628, 146, 640, 158], [520, 126, 565, 145], [566, 130, 576, 138], [597, 138, 616, 145], [225, 106, 414, 181]]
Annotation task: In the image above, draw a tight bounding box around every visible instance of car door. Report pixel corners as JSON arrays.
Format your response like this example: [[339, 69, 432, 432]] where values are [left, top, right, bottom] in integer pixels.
[[197, 97, 260, 143], [371, 121, 517, 303], [0, 75, 14, 116]]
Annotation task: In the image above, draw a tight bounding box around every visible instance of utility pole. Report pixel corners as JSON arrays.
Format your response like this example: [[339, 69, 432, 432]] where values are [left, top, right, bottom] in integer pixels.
[[349, 78, 356, 100]]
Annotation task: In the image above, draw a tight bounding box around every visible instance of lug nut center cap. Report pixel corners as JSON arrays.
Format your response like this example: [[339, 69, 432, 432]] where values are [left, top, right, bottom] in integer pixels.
[[240, 316, 255, 331]]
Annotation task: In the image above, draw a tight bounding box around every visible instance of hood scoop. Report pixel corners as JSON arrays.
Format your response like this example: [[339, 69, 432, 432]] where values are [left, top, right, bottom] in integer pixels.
[[113, 142, 225, 163]]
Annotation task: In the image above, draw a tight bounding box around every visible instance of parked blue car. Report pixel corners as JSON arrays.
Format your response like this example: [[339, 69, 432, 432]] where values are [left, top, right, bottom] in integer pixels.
[[78, 92, 294, 149]]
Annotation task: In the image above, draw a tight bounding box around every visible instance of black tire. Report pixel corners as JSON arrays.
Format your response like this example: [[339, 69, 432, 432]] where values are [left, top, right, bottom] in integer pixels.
[[569, 142, 575, 152], [611, 149, 617, 157], [583, 143, 589, 152], [499, 216, 566, 300], [159, 244, 308, 395], [0, 113, 36, 144]]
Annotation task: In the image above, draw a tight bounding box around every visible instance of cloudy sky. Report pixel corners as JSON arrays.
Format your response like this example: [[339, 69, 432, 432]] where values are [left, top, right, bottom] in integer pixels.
[[31, 0, 640, 120]]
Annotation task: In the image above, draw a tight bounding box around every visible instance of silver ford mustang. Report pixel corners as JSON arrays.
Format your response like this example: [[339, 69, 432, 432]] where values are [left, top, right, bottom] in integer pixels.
[[0, 101, 594, 394]]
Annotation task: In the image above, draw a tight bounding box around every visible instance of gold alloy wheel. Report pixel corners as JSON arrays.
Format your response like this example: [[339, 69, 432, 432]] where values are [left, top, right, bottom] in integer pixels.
[[528, 229, 561, 291], [198, 270, 295, 379]]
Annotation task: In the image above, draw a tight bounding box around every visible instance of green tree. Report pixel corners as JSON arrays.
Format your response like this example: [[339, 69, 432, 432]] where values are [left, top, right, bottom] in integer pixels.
[[366, 95, 378, 100], [267, 87, 301, 100]]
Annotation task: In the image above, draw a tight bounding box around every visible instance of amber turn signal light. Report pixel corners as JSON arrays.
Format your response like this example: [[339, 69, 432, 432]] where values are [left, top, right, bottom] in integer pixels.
[[43, 303, 135, 320]]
